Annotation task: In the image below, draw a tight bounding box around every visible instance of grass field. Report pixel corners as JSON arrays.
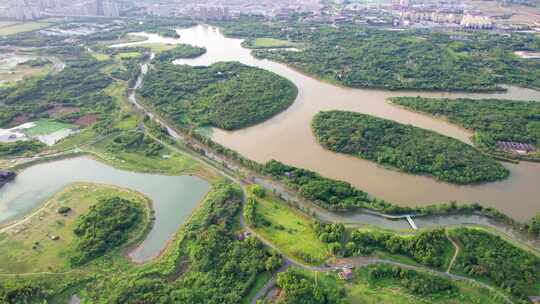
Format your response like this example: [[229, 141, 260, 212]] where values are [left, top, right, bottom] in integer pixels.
[[103, 81, 142, 130], [0, 183, 151, 274], [248, 186, 330, 265], [91, 53, 111, 62], [0, 21, 53, 36], [250, 38, 298, 48], [25, 119, 76, 136], [138, 43, 176, 53], [86, 133, 218, 181], [52, 127, 96, 150], [117, 52, 143, 60]]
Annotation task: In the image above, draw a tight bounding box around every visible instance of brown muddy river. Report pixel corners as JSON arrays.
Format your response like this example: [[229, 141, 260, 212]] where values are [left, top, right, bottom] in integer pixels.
[[168, 25, 540, 221]]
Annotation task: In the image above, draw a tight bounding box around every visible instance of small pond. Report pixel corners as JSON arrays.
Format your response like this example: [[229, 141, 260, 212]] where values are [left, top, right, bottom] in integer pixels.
[[0, 156, 210, 262]]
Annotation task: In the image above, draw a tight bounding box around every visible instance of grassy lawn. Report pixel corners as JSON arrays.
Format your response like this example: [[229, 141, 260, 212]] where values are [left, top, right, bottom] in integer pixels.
[[86, 134, 218, 180], [91, 53, 111, 62], [53, 128, 97, 150], [138, 43, 176, 53], [248, 186, 330, 265], [346, 267, 506, 304], [0, 183, 151, 274], [250, 38, 298, 48], [25, 119, 76, 136], [117, 52, 143, 60], [0, 21, 53, 35], [103, 81, 142, 130]]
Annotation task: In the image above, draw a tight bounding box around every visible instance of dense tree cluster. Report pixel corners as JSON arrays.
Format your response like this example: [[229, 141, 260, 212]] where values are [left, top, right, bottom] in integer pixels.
[[313, 223, 346, 255], [392, 97, 540, 148], [0, 47, 114, 129], [350, 229, 452, 268], [243, 196, 258, 226], [314, 223, 345, 243], [70, 196, 143, 266], [366, 264, 456, 296], [450, 227, 540, 299], [106, 131, 164, 157], [275, 268, 347, 304], [0, 279, 51, 304], [140, 61, 297, 130], [154, 44, 207, 63], [0, 140, 45, 157], [263, 160, 380, 210], [529, 213, 540, 237], [226, 20, 540, 91], [312, 111, 509, 184], [19, 58, 50, 67]]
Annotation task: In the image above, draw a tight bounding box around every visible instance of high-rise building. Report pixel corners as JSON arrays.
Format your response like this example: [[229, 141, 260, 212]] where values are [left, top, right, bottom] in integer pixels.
[[96, 0, 104, 15], [102, 0, 119, 17]]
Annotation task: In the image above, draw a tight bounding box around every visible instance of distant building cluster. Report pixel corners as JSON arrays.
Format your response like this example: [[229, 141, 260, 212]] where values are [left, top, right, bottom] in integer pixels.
[[400, 11, 460, 24], [185, 6, 232, 21], [0, 0, 119, 20], [45, 0, 120, 18], [140, 0, 321, 20], [460, 13, 493, 29]]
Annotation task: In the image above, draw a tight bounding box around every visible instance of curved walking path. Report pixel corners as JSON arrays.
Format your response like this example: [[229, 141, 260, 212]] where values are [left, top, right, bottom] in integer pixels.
[[446, 230, 460, 274]]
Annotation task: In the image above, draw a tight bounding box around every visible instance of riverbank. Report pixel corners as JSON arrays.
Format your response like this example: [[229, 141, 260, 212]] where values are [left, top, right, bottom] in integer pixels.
[[116, 27, 540, 250], [162, 25, 540, 221]]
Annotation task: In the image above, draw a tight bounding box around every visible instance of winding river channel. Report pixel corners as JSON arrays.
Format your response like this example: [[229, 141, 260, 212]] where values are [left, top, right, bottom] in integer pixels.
[[0, 157, 209, 262], [151, 25, 540, 221]]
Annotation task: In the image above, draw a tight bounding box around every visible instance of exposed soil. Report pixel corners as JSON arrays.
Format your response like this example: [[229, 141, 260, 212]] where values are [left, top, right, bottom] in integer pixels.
[[73, 114, 99, 127], [9, 114, 29, 127]]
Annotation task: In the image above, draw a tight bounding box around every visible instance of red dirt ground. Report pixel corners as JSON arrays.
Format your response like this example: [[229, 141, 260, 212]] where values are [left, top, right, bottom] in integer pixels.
[[73, 114, 100, 127], [9, 114, 29, 127]]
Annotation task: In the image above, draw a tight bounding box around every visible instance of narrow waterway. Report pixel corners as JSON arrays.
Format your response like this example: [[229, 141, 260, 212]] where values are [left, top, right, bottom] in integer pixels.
[[0, 157, 209, 262], [116, 26, 540, 221]]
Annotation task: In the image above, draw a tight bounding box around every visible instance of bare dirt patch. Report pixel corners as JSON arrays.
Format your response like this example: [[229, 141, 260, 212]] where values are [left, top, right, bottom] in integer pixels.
[[9, 114, 29, 127], [73, 114, 99, 127]]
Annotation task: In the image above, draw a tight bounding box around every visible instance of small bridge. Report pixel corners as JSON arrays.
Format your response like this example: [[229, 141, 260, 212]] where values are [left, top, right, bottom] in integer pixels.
[[405, 215, 418, 230], [362, 210, 419, 230]]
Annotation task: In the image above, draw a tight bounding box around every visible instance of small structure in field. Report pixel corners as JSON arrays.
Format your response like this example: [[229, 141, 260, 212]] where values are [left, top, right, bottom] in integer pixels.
[[497, 141, 536, 155], [0, 171, 16, 188], [339, 268, 354, 281], [237, 231, 252, 241], [57, 206, 71, 215]]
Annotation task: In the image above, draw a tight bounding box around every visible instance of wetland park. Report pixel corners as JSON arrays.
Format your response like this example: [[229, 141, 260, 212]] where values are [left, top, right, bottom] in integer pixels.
[[0, 12, 540, 304]]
